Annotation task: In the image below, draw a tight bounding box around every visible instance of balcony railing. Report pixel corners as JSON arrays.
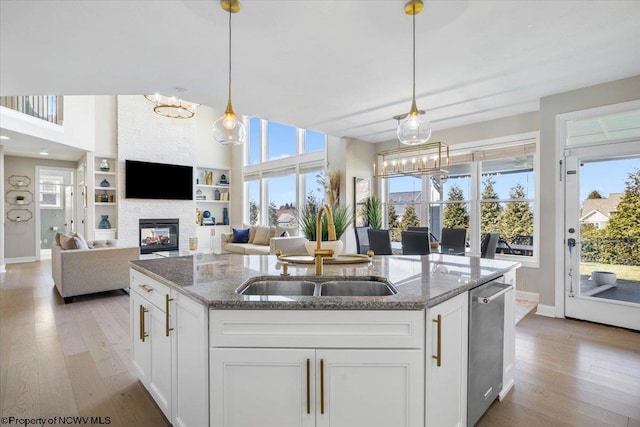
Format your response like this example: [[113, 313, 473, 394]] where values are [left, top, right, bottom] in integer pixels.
[[1, 96, 63, 125]]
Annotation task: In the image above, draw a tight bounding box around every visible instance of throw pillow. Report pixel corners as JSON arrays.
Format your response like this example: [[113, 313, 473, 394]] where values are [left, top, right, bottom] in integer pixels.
[[232, 228, 250, 244], [54, 232, 62, 246], [280, 231, 290, 237], [248, 225, 258, 243], [253, 225, 271, 246], [59, 233, 79, 250], [72, 232, 89, 250]]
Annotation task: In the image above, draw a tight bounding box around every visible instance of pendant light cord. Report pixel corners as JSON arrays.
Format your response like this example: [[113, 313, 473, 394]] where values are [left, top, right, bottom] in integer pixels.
[[227, 5, 232, 102], [412, 2, 416, 104]]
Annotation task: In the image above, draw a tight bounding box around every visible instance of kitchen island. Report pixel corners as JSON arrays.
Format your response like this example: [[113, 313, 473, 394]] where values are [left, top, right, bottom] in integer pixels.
[[129, 253, 519, 427]]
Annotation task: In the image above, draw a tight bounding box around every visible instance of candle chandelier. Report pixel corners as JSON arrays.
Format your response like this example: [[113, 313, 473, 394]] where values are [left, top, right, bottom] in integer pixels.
[[373, 141, 449, 178]]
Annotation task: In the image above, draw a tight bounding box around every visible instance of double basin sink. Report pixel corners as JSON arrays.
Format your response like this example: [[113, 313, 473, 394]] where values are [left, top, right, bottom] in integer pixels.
[[236, 276, 397, 297]]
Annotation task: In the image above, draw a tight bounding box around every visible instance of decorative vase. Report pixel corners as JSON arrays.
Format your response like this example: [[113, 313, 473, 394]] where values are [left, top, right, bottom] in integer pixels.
[[214, 189, 221, 200], [100, 191, 109, 202], [98, 215, 111, 229], [99, 159, 110, 171], [222, 207, 229, 225], [100, 179, 110, 187], [189, 237, 198, 251], [305, 240, 344, 258]]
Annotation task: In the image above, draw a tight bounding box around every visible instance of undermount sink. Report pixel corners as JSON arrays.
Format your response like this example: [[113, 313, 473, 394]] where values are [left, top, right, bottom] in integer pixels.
[[319, 280, 397, 296], [236, 280, 316, 296], [235, 277, 397, 297]]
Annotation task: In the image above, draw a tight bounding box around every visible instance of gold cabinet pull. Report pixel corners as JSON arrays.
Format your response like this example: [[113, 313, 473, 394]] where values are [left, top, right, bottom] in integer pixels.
[[139, 304, 149, 342], [138, 284, 154, 293], [432, 314, 442, 367], [165, 294, 174, 336], [320, 358, 325, 414], [306, 359, 311, 414]]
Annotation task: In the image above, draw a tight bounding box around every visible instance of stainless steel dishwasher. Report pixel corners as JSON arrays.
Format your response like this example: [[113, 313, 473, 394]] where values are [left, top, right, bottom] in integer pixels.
[[467, 277, 513, 426]]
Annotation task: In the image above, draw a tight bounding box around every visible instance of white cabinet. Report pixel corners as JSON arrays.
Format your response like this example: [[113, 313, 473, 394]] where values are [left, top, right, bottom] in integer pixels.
[[316, 349, 424, 427], [209, 310, 425, 427], [210, 348, 423, 427], [211, 348, 316, 427], [130, 270, 208, 427], [425, 291, 468, 427]]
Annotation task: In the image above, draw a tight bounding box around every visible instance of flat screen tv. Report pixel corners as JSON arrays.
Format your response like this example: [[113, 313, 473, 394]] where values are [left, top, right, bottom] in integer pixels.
[[125, 160, 193, 200]]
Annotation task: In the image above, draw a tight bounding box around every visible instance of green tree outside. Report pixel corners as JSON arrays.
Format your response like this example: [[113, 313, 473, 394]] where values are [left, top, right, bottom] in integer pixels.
[[443, 184, 469, 230], [587, 190, 604, 199], [268, 201, 278, 226], [480, 176, 502, 236], [399, 205, 421, 241], [388, 204, 401, 242], [249, 201, 259, 225], [606, 169, 640, 238], [500, 183, 533, 242]]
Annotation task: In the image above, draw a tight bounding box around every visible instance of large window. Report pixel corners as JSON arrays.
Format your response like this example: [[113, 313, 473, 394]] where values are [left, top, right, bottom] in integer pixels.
[[383, 135, 539, 263], [244, 118, 326, 226]]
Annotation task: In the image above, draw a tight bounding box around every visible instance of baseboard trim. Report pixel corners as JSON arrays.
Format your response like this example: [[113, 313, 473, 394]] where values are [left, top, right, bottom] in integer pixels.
[[536, 304, 556, 317], [516, 290, 539, 302], [6, 256, 37, 264]]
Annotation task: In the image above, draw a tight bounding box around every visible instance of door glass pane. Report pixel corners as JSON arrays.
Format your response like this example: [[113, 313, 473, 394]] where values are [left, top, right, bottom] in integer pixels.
[[266, 175, 296, 225], [267, 121, 297, 161], [579, 157, 640, 302]]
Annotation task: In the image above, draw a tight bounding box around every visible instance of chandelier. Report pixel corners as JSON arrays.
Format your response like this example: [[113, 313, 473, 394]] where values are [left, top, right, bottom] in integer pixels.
[[373, 141, 449, 178], [143, 94, 199, 119]]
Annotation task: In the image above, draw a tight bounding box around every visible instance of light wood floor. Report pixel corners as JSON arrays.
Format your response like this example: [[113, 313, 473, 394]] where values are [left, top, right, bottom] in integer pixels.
[[1, 260, 639, 427]]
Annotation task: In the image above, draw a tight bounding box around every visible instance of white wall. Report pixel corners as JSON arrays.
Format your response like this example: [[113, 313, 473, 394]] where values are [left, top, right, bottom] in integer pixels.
[[3, 156, 77, 261], [538, 74, 640, 310], [94, 96, 117, 155], [0, 145, 4, 271], [116, 96, 228, 251]]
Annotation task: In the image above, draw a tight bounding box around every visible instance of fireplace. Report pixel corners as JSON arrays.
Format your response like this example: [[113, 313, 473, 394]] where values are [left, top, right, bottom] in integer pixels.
[[139, 218, 179, 254]]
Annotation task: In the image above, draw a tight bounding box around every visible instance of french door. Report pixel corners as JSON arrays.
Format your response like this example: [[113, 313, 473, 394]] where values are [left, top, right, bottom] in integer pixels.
[[564, 147, 640, 330]]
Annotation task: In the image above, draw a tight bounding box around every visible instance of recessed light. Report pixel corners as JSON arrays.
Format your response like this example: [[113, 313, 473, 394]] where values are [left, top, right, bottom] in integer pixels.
[[40, 149, 49, 156], [0, 135, 10, 140]]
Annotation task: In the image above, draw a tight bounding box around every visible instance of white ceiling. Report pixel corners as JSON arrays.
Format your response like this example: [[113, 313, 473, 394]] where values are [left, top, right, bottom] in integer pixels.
[[1, 0, 640, 160]]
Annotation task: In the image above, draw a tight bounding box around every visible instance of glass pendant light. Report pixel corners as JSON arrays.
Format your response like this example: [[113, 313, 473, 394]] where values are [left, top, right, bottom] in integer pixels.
[[395, 0, 432, 146], [213, 0, 246, 145]]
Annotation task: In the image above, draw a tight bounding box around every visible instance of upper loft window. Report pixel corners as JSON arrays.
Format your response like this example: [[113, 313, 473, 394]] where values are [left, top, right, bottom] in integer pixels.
[[567, 108, 640, 146], [268, 121, 297, 161], [246, 118, 327, 166]]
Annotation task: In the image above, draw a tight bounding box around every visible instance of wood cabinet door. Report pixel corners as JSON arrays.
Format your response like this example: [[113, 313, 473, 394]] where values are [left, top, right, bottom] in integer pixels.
[[210, 348, 316, 427], [316, 349, 424, 427], [426, 292, 468, 427]]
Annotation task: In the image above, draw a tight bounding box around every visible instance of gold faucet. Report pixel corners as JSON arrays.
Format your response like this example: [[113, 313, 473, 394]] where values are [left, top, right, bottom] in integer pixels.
[[314, 204, 336, 275]]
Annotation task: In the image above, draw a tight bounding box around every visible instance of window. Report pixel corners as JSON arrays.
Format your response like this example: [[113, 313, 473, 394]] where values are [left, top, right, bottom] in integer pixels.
[[305, 130, 326, 153], [267, 121, 297, 161], [382, 134, 539, 263], [244, 118, 326, 226], [40, 176, 62, 208]]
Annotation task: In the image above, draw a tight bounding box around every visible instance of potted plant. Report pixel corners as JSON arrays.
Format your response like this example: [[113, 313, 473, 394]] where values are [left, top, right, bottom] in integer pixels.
[[362, 195, 383, 229], [16, 195, 25, 205], [298, 195, 353, 256]]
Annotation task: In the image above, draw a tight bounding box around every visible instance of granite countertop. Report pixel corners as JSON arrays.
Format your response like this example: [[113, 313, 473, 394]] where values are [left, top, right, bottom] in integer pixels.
[[130, 253, 520, 310]]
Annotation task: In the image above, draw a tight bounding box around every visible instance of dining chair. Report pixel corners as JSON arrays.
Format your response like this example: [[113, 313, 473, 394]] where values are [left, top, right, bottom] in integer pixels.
[[408, 226, 439, 243], [354, 226, 370, 254], [401, 231, 431, 255], [440, 227, 467, 254], [367, 229, 393, 255], [480, 232, 500, 259]]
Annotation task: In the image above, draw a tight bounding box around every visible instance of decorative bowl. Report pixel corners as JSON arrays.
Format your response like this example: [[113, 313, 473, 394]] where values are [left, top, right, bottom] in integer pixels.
[[591, 271, 617, 286]]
